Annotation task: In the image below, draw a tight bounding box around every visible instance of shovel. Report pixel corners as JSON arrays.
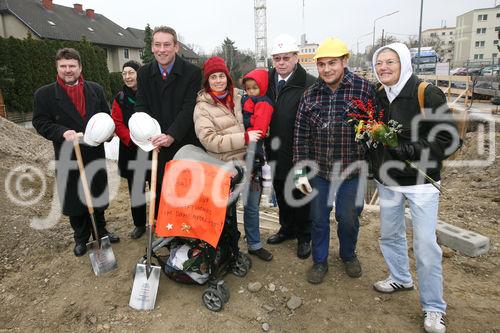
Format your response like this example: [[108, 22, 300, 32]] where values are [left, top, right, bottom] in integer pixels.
[[129, 149, 161, 310], [73, 136, 118, 276]]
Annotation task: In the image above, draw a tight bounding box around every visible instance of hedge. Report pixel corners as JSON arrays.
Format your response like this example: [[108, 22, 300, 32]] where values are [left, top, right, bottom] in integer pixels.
[[109, 72, 124, 100], [0, 36, 113, 119]]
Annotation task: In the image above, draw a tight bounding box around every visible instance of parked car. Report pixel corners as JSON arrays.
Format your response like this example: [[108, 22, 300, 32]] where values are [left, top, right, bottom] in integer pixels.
[[450, 67, 466, 75], [480, 66, 500, 76], [452, 67, 481, 76]]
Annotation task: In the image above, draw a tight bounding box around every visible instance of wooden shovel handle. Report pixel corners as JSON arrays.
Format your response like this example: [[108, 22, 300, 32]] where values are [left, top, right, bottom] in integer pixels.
[[73, 135, 100, 242], [148, 150, 158, 227], [73, 135, 94, 215]]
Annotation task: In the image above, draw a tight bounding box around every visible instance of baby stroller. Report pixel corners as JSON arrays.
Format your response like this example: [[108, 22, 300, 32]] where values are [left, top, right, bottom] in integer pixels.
[[135, 145, 252, 312]]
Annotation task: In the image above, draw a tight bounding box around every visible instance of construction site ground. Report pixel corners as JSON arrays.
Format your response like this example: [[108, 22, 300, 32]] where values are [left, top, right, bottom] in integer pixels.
[[0, 116, 499, 332]]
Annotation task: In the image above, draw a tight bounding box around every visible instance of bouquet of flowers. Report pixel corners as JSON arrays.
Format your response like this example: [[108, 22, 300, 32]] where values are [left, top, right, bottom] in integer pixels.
[[346, 98, 443, 193], [346, 98, 401, 148]]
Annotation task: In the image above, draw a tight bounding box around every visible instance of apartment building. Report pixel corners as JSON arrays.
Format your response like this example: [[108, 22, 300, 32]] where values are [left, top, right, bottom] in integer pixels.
[[298, 42, 319, 77], [421, 27, 455, 63], [454, 5, 500, 66]]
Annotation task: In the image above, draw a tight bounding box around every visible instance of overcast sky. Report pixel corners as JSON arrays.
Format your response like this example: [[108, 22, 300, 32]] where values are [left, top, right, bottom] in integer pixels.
[[55, 0, 497, 54]]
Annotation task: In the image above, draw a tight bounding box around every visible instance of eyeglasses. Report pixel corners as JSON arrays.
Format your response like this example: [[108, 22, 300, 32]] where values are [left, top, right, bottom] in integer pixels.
[[272, 54, 294, 62], [122, 70, 135, 77], [375, 60, 399, 68]]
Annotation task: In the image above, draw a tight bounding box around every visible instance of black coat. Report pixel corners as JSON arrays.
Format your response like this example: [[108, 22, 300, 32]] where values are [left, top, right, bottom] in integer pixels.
[[265, 64, 316, 180], [32, 81, 110, 216], [112, 86, 145, 178], [135, 55, 202, 165], [135, 56, 201, 216], [372, 74, 459, 186]]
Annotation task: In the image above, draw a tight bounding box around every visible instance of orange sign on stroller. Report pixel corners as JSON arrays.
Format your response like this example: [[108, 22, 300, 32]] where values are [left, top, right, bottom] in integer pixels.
[[156, 160, 232, 248]]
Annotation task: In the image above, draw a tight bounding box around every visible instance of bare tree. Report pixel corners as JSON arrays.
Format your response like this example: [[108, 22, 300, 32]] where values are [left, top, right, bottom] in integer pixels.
[[187, 43, 205, 56], [367, 35, 399, 62], [212, 38, 256, 86], [405, 36, 420, 49]]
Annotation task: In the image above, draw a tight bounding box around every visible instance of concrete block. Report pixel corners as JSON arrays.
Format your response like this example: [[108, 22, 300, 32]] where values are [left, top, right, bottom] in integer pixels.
[[404, 210, 490, 257], [436, 221, 490, 257]]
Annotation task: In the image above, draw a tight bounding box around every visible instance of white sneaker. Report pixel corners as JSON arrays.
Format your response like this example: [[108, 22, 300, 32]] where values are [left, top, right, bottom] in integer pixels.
[[373, 277, 414, 293], [424, 311, 446, 333]]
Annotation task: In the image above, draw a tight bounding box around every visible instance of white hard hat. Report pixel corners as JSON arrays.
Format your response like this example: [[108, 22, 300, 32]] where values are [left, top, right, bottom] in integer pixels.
[[83, 113, 115, 146], [128, 112, 161, 152], [270, 34, 299, 55]]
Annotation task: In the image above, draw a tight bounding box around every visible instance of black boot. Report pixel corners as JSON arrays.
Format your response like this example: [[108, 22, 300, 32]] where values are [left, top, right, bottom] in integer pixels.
[[130, 226, 146, 239], [73, 243, 87, 257], [98, 228, 120, 243]]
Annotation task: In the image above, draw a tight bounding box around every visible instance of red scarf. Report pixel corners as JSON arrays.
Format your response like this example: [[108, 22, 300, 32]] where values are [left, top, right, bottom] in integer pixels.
[[208, 89, 234, 111], [57, 75, 86, 119]]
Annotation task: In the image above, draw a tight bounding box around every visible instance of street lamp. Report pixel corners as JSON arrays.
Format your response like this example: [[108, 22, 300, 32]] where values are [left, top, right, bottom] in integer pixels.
[[372, 10, 399, 50], [416, 0, 424, 74]]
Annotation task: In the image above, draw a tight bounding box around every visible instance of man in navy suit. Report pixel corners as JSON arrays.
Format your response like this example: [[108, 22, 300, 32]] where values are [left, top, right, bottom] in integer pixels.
[[33, 48, 119, 257]]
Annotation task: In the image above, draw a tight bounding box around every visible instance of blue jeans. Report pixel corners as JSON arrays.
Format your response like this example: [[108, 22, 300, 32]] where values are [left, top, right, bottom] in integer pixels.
[[243, 181, 262, 251], [377, 183, 446, 313], [310, 175, 364, 263]]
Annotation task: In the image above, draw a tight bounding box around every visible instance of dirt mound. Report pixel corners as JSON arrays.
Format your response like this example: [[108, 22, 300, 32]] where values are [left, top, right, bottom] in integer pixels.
[[0, 117, 53, 164], [440, 132, 500, 231], [0, 118, 67, 284]]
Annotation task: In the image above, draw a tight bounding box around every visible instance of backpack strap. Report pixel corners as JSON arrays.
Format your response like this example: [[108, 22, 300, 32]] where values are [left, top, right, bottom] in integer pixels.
[[417, 81, 430, 119]]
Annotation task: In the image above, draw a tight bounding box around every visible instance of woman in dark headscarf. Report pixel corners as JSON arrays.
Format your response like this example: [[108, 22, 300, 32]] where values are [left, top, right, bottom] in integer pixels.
[[111, 60, 148, 240]]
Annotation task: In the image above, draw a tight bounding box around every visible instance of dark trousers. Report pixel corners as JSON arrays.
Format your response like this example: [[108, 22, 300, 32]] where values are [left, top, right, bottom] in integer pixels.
[[125, 171, 147, 227], [272, 179, 311, 243], [69, 210, 106, 244]]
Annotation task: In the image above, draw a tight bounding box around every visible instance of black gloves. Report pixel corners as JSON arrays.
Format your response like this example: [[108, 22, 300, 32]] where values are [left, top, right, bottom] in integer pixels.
[[389, 142, 422, 161]]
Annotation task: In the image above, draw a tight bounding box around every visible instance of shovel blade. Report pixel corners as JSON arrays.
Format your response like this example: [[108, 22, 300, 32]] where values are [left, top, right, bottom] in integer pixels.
[[129, 263, 161, 310], [87, 236, 118, 276]]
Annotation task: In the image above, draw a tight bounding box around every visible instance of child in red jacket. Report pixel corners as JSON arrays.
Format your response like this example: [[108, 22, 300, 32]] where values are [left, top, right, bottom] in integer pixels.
[[242, 68, 274, 163], [241, 68, 274, 262]]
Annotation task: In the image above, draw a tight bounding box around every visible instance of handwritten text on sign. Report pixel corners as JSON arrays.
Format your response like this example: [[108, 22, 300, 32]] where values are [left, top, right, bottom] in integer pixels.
[[156, 160, 232, 248]]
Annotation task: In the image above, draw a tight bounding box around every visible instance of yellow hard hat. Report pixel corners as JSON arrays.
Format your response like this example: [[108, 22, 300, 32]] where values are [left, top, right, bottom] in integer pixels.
[[313, 37, 350, 59]]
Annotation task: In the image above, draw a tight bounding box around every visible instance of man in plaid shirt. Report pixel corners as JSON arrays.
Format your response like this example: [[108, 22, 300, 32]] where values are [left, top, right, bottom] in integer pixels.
[[293, 37, 376, 284]]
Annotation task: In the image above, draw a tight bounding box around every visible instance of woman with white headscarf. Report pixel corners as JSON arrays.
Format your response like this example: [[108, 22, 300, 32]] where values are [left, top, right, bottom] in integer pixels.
[[370, 43, 460, 333]]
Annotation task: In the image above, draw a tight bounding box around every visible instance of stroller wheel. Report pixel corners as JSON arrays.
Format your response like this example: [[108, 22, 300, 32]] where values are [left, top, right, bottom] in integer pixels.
[[239, 252, 252, 270], [202, 287, 224, 312], [217, 281, 230, 303], [232, 253, 251, 277], [240, 252, 252, 270]]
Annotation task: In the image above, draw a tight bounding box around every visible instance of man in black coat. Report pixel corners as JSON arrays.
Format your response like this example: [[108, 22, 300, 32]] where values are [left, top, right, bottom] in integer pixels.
[[33, 48, 119, 257], [134, 26, 202, 215], [265, 34, 316, 259]]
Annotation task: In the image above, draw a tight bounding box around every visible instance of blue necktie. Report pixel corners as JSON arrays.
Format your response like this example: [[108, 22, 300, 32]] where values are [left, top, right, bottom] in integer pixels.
[[277, 79, 286, 93]]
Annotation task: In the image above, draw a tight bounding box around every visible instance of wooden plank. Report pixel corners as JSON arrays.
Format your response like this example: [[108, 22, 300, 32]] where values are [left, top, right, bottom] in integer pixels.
[[418, 74, 472, 83], [437, 86, 471, 100], [451, 89, 467, 104]]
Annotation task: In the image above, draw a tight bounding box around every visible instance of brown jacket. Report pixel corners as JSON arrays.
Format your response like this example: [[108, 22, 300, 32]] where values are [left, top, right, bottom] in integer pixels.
[[194, 89, 246, 162]]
